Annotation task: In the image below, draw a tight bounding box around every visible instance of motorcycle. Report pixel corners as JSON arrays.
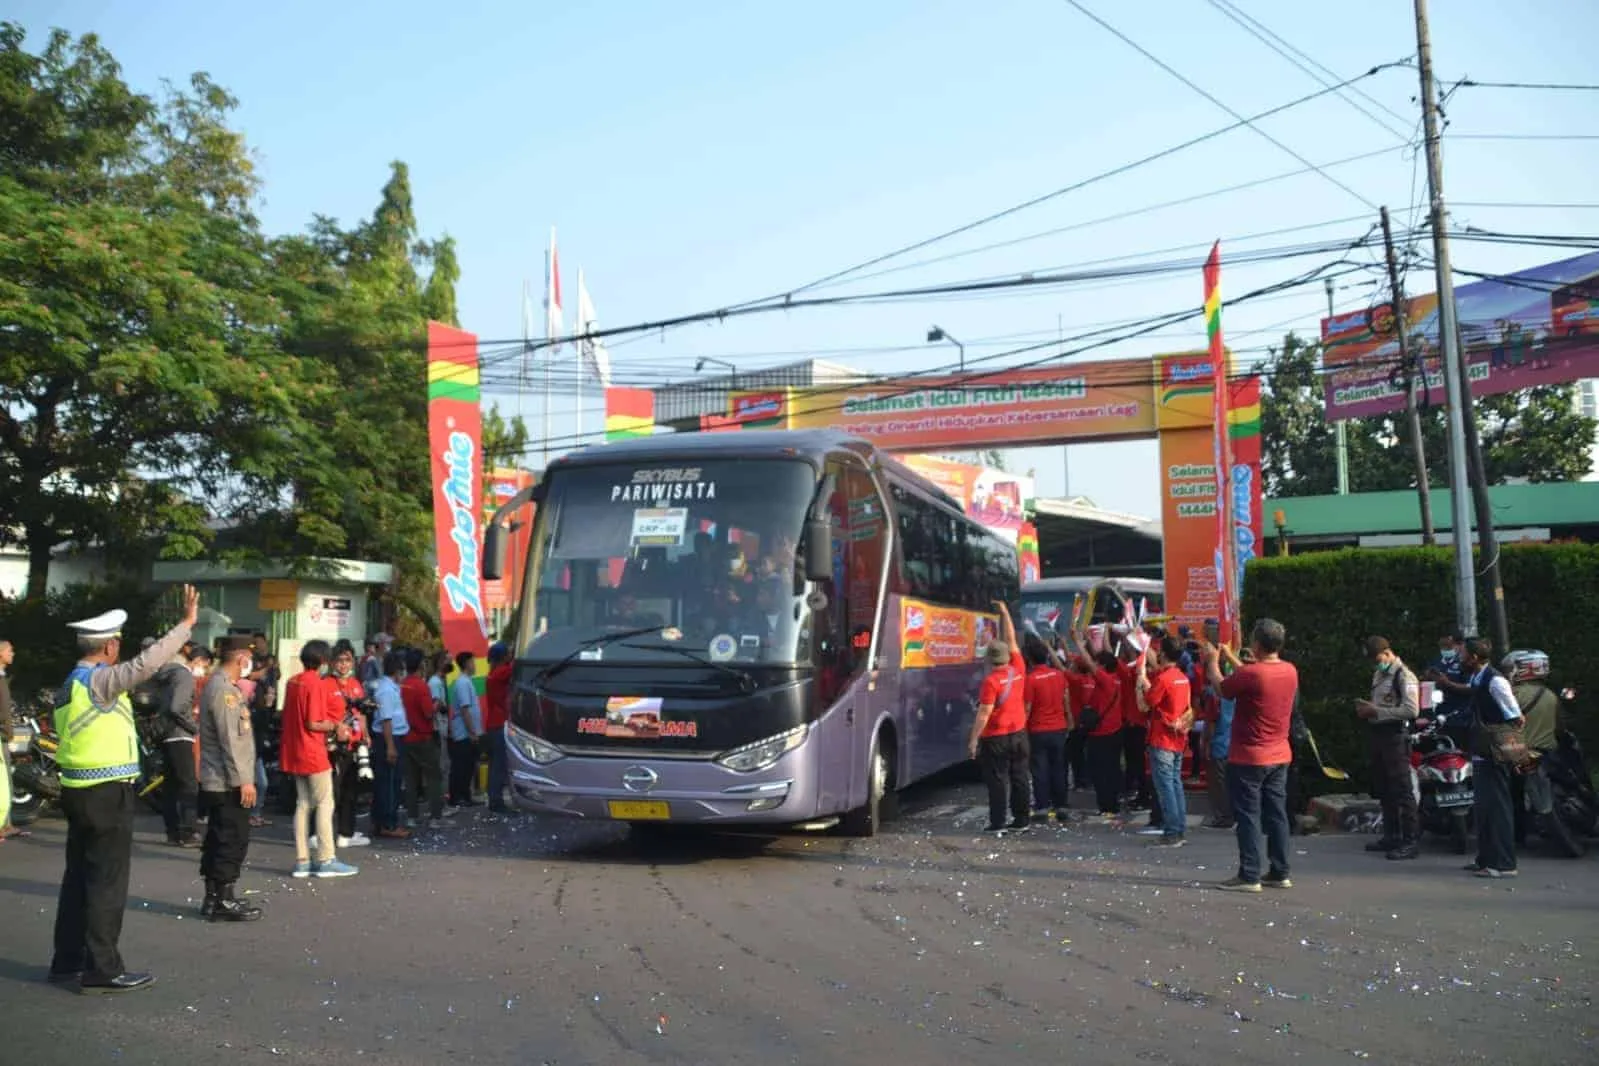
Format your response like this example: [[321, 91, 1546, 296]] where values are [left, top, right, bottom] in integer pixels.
[[1409, 716, 1474, 853], [1521, 684, 1597, 858], [8, 708, 62, 825]]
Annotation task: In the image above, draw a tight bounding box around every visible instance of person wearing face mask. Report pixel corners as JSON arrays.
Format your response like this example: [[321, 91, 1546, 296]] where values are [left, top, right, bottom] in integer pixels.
[[153, 646, 204, 847], [1356, 637, 1421, 860], [324, 646, 374, 848], [1425, 631, 1471, 748]]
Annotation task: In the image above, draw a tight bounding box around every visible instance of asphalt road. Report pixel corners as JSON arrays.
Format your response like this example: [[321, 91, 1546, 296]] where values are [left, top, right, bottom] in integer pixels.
[[2, 777, 1594, 1066]]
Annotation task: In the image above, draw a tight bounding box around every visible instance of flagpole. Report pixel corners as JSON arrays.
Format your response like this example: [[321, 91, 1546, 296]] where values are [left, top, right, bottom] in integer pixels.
[[518, 279, 528, 429], [585, 268, 591, 453], [543, 236, 553, 471]]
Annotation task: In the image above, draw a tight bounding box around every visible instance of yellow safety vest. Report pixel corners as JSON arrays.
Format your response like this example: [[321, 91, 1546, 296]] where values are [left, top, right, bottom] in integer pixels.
[[54, 665, 140, 788]]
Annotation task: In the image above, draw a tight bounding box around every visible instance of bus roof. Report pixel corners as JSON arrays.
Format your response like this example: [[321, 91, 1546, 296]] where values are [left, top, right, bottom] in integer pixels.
[[551, 429, 968, 515], [1021, 576, 1165, 594]]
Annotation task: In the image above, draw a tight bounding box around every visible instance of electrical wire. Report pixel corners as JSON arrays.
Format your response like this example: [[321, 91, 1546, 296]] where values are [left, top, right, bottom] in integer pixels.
[[727, 64, 1407, 304], [1201, 0, 1413, 138], [1447, 133, 1599, 142], [1062, 0, 1381, 210], [503, 253, 1373, 456], [803, 154, 1406, 291], [1454, 79, 1599, 92], [1453, 201, 1599, 210]]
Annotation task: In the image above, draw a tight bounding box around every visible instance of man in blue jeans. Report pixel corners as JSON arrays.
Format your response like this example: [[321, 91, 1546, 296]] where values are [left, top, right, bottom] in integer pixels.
[[1204, 619, 1299, 893]]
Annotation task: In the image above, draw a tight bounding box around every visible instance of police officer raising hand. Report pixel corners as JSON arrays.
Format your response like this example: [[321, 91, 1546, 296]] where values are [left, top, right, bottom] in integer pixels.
[[48, 584, 200, 994]]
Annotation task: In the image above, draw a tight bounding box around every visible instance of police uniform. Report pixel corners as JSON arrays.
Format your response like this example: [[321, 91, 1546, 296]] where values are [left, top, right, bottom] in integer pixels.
[[50, 609, 192, 994], [197, 638, 264, 922]]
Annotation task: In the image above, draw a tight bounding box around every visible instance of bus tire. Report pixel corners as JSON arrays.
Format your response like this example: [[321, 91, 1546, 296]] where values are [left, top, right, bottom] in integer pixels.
[[841, 732, 895, 838]]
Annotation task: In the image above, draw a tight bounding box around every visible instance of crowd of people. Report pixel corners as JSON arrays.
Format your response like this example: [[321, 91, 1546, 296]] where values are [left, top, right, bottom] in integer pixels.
[[139, 632, 519, 873], [974, 604, 1304, 891]]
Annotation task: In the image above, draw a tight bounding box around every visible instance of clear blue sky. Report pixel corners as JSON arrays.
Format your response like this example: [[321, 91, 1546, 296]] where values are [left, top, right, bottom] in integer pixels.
[[16, 0, 1599, 517]]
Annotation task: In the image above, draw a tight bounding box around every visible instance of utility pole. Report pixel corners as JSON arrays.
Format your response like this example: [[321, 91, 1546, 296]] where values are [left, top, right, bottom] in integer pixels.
[[1413, 0, 1478, 638], [1326, 277, 1350, 495], [1379, 206, 1437, 546]]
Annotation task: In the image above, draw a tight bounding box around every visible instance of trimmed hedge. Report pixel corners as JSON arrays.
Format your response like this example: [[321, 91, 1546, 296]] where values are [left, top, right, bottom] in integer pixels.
[[1241, 544, 1599, 791]]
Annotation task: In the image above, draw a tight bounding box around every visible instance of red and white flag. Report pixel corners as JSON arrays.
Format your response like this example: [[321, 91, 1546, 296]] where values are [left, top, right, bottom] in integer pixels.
[[545, 227, 564, 352]]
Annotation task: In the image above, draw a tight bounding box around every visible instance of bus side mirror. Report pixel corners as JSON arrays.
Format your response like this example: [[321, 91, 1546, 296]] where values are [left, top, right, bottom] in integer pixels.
[[804, 519, 833, 582], [484, 522, 508, 582]]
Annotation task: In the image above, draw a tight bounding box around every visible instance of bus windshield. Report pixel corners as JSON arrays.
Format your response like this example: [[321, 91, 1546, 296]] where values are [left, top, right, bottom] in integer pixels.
[[517, 458, 819, 666]]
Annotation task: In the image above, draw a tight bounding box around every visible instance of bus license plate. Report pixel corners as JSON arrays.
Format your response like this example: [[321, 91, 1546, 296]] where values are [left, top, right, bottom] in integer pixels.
[[1433, 789, 1471, 808], [608, 800, 670, 820]]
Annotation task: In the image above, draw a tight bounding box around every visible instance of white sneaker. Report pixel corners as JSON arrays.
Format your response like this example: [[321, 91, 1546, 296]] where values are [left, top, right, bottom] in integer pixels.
[[1136, 826, 1166, 837], [439, 806, 458, 818], [339, 833, 371, 848]]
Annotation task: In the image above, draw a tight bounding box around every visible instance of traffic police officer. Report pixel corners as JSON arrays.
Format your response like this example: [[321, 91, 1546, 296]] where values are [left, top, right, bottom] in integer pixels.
[[198, 636, 265, 922], [49, 586, 198, 994]]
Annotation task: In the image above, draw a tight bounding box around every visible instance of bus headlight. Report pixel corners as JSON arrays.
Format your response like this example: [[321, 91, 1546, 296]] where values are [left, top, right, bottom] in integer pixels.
[[506, 721, 565, 765], [714, 724, 810, 773]]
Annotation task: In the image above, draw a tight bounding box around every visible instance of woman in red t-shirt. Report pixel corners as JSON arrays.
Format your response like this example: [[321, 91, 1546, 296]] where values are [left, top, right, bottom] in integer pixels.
[[1138, 635, 1195, 845], [1085, 652, 1126, 816], [1023, 636, 1070, 819], [1118, 644, 1153, 810]]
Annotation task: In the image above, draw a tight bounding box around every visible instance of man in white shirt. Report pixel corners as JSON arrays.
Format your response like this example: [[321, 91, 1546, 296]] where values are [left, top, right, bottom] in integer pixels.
[[447, 652, 483, 807], [1463, 637, 1524, 879], [368, 652, 410, 839]]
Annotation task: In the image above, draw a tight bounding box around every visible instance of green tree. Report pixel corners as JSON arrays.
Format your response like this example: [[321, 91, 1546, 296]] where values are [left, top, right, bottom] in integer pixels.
[[0, 25, 298, 597], [482, 403, 531, 471]]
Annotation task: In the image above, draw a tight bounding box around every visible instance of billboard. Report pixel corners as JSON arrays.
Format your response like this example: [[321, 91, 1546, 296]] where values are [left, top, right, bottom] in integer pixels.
[[1322, 250, 1599, 421], [897, 453, 1034, 544], [426, 322, 491, 659], [786, 360, 1158, 449]]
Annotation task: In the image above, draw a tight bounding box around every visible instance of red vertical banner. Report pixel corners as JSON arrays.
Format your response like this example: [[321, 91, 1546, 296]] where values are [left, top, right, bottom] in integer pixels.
[[1203, 243, 1237, 644], [1227, 378, 1264, 625], [427, 322, 490, 659]]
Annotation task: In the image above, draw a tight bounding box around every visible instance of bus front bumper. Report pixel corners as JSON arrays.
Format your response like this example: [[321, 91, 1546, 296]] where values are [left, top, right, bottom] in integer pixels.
[[505, 753, 817, 824]]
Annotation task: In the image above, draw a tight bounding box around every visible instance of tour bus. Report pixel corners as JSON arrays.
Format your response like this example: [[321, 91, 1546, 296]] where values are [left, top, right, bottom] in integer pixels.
[[482, 429, 1021, 836], [1018, 576, 1165, 640]]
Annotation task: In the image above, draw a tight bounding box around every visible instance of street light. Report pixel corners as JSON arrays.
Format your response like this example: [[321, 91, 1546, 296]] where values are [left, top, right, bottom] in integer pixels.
[[926, 325, 965, 371], [694, 356, 739, 390]]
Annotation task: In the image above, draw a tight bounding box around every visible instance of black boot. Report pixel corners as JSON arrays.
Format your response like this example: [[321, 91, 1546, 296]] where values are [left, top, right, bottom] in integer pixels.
[[1365, 837, 1400, 853], [206, 883, 263, 923], [1386, 840, 1421, 861], [200, 880, 222, 920]]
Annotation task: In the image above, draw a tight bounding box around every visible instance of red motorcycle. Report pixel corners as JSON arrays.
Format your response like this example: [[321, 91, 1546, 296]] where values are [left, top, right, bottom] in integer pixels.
[[1409, 716, 1474, 853]]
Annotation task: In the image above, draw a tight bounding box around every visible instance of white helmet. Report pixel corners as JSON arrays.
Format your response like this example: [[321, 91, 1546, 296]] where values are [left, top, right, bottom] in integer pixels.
[[1501, 649, 1549, 684]]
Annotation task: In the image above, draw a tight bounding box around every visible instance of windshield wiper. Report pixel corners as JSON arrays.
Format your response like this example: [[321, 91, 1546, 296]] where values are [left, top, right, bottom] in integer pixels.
[[533, 625, 671, 686], [618, 640, 757, 693]]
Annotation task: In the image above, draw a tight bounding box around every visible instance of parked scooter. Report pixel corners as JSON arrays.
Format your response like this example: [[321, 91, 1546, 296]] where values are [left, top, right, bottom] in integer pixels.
[[7, 708, 61, 825], [1409, 716, 1474, 853], [1505, 650, 1597, 858]]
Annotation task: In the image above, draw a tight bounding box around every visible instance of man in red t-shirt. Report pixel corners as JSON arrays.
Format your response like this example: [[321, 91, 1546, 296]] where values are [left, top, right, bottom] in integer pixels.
[[279, 641, 357, 879], [400, 647, 447, 826], [1064, 656, 1096, 795], [1137, 635, 1194, 846], [1023, 637, 1070, 819], [1207, 619, 1299, 891], [968, 602, 1029, 833], [482, 643, 514, 814]]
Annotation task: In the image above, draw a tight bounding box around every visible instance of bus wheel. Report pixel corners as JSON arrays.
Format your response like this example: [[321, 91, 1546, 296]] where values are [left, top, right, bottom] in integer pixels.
[[841, 733, 894, 838]]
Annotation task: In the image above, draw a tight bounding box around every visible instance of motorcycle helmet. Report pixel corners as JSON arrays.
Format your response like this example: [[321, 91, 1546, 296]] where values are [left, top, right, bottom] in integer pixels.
[[1501, 649, 1550, 684]]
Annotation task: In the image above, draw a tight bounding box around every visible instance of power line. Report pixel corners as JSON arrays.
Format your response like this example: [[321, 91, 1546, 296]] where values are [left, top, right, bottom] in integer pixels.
[[1201, 0, 1413, 138], [1454, 79, 1599, 92], [738, 63, 1405, 303], [1447, 133, 1599, 141], [1453, 201, 1599, 210], [1062, 0, 1382, 210], [474, 229, 1388, 369], [810, 153, 1406, 290], [505, 253, 1372, 455]]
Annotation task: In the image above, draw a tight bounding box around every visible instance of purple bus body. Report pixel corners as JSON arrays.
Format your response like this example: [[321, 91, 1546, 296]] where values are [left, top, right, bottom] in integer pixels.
[[505, 592, 986, 826]]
